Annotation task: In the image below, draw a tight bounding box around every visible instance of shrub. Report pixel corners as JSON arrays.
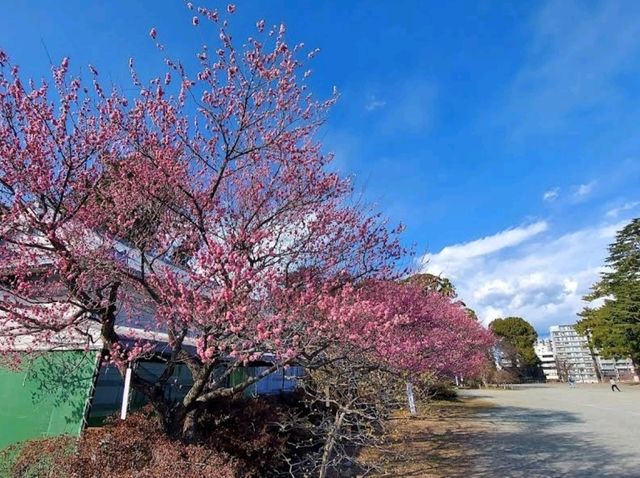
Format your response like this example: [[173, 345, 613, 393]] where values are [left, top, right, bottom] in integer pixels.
[[3, 407, 246, 478], [413, 377, 458, 402], [2, 393, 407, 477], [423, 380, 458, 401], [0, 436, 74, 478], [197, 396, 291, 475]]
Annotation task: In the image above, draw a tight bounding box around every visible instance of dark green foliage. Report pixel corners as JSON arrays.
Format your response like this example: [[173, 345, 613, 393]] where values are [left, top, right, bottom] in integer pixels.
[[404, 273, 458, 298], [577, 218, 640, 373], [489, 317, 541, 369]]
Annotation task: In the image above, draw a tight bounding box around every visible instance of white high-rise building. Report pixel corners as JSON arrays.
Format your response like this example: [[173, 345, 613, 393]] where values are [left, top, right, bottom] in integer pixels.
[[596, 356, 636, 380], [549, 325, 599, 383], [534, 339, 559, 381]]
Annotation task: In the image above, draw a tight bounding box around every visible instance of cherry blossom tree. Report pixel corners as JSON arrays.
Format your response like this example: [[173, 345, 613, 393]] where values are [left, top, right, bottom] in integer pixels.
[[284, 279, 493, 476], [0, 4, 491, 440]]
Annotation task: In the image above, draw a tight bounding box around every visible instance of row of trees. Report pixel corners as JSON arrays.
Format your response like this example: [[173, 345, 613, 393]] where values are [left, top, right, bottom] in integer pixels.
[[0, 5, 493, 475]]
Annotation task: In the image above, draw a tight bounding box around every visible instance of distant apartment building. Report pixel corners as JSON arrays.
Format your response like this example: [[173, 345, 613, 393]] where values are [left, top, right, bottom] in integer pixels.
[[549, 325, 599, 383], [534, 339, 559, 381], [596, 356, 636, 380]]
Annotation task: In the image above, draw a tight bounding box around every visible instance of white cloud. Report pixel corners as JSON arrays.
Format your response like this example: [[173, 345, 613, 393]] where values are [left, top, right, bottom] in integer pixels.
[[419, 217, 630, 334], [420, 221, 547, 276], [364, 94, 386, 112], [573, 181, 595, 200], [606, 201, 639, 218], [543, 188, 559, 202]]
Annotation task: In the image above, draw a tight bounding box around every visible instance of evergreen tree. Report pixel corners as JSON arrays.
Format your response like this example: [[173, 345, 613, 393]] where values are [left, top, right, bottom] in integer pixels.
[[489, 317, 543, 380], [577, 218, 640, 377]]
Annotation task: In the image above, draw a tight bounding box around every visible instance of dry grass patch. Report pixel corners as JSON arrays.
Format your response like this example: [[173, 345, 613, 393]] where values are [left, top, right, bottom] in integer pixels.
[[360, 398, 492, 477]]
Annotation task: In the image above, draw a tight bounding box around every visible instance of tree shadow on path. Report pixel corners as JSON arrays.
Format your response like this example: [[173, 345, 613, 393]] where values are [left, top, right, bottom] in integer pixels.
[[450, 399, 637, 478]]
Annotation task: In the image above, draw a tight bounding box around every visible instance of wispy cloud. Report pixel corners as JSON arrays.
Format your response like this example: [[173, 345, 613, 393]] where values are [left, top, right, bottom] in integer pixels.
[[499, 1, 640, 138], [364, 94, 386, 112], [543, 188, 559, 202], [573, 181, 596, 201], [419, 215, 632, 333], [606, 200, 639, 218]]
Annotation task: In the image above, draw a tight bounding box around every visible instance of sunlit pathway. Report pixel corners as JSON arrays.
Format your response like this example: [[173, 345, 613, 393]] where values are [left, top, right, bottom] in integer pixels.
[[459, 384, 640, 477]]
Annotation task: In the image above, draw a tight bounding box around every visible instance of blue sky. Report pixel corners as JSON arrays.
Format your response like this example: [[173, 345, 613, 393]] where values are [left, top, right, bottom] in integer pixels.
[[2, 1, 639, 334]]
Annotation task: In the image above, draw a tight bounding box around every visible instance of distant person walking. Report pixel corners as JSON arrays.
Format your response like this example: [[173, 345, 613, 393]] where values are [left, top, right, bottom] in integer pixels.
[[567, 377, 576, 388], [610, 378, 621, 392]]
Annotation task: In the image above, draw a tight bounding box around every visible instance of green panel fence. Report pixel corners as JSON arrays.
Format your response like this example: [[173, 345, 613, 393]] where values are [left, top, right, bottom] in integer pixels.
[[0, 350, 98, 450]]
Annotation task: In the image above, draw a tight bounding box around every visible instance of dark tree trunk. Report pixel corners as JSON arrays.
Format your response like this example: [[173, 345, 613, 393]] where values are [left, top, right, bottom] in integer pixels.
[[181, 407, 201, 443]]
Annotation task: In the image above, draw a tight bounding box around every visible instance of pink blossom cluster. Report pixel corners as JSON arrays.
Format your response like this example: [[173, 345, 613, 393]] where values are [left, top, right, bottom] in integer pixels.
[[0, 5, 493, 386]]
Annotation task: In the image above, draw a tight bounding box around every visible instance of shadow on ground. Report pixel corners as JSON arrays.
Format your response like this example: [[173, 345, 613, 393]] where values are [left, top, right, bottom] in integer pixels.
[[425, 398, 635, 478]]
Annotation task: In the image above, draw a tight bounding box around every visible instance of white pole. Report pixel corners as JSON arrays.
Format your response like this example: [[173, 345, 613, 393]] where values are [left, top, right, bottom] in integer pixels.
[[120, 366, 132, 420], [406, 381, 417, 416]]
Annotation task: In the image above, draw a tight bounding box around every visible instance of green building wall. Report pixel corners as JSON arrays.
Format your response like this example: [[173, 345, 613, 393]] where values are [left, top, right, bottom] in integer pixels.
[[0, 351, 98, 450]]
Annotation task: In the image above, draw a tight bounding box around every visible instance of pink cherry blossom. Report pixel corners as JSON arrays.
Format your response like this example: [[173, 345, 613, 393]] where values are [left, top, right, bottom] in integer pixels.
[[0, 7, 493, 436]]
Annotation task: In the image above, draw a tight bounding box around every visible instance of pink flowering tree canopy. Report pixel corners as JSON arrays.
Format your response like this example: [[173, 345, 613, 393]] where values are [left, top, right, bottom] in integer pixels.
[[0, 4, 492, 437]]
